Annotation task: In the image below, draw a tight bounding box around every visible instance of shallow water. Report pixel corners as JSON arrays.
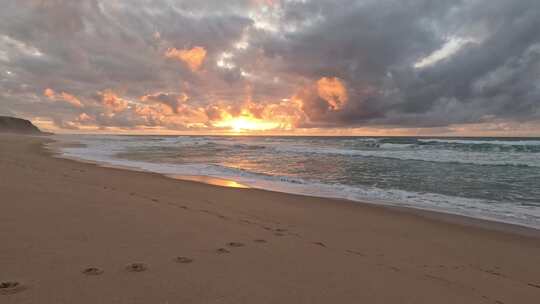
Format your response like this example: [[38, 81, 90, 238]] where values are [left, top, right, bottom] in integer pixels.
[[55, 135, 540, 229]]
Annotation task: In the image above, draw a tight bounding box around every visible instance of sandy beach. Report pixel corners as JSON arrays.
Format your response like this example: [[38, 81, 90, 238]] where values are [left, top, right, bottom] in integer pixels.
[[1, 134, 540, 304]]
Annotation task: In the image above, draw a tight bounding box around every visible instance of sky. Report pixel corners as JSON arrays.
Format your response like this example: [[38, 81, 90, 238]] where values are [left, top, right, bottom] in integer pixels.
[[1, 0, 539, 136]]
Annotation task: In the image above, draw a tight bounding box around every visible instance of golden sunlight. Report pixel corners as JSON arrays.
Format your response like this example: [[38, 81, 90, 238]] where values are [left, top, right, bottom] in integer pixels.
[[214, 115, 282, 132], [209, 100, 301, 133]]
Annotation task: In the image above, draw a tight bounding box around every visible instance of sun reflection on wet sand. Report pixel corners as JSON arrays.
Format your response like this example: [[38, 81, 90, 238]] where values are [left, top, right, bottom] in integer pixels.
[[170, 175, 249, 189]]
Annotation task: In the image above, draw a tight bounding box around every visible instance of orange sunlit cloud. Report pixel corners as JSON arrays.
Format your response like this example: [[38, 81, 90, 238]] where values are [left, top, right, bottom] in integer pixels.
[[49, 85, 308, 133], [316, 77, 348, 110], [44, 88, 84, 108], [100, 91, 129, 113], [43, 88, 55, 98], [134, 103, 174, 124], [59, 92, 84, 108], [135, 96, 209, 129], [76, 113, 93, 123], [165, 46, 207, 72]]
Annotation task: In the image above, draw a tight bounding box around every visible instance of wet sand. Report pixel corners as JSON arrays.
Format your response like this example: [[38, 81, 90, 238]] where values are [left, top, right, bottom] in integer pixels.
[[1, 134, 540, 303]]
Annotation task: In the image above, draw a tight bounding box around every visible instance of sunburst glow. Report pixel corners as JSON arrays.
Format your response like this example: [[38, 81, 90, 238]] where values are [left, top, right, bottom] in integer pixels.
[[214, 115, 282, 132]]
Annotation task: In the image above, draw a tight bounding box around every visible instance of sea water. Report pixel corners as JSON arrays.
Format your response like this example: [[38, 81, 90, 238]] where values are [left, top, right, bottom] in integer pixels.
[[54, 135, 540, 229]]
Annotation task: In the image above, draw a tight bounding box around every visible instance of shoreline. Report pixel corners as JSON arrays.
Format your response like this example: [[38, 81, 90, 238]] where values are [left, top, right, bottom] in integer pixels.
[[47, 135, 540, 236], [2, 133, 540, 303]]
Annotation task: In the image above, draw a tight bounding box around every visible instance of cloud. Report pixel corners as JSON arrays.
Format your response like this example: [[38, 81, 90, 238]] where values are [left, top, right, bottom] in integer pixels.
[[100, 91, 129, 113], [316, 77, 348, 110], [414, 37, 477, 69], [0, 0, 539, 134], [140, 92, 189, 113], [165, 47, 207, 72], [43, 88, 55, 99], [44, 88, 84, 108]]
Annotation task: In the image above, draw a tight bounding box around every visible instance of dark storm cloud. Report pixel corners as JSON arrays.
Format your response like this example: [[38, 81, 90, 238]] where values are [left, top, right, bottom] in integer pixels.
[[388, 0, 540, 125], [0, 0, 539, 132], [0, 0, 250, 92], [261, 0, 540, 128]]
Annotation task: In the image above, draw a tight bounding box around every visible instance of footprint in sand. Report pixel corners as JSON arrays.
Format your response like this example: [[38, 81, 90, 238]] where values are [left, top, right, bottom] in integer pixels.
[[125, 263, 147, 272], [389, 266, 401, 272], [253, 239, 267, 243], [481, 268, 506, 277], [528, 283, 540, 289], [227, 242, 245, 248], [0, 281, 25, 295], [174, 257, 194, 264], [82, 267, 104, 275], [346, 250, 366, 257], [216, 248, 230, 254]]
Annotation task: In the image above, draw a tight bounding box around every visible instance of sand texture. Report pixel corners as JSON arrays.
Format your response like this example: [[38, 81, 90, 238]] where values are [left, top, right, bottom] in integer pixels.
[[1, 134, 540, 303]]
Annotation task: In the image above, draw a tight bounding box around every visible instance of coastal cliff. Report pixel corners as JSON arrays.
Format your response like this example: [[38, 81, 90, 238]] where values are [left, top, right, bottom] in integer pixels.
[[0, 116, 44, 134]]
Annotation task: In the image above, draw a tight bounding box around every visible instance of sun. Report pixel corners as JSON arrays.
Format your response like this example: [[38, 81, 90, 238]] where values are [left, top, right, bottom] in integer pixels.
[[211, 106, 297, 133], [230, 117, 280, 132], [214, 115, 281, 132]]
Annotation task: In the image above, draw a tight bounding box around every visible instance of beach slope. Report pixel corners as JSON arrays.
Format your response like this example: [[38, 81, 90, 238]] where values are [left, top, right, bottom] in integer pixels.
[[1, 134, 540, 303]]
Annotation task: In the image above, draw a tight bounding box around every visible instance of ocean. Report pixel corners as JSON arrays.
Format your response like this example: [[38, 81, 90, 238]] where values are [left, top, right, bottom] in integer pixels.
[[54, 135, 540, 229]]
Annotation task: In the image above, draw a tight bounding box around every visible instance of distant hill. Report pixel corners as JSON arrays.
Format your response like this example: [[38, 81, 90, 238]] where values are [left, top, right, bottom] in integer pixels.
[[0, 116, 45, 134]]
